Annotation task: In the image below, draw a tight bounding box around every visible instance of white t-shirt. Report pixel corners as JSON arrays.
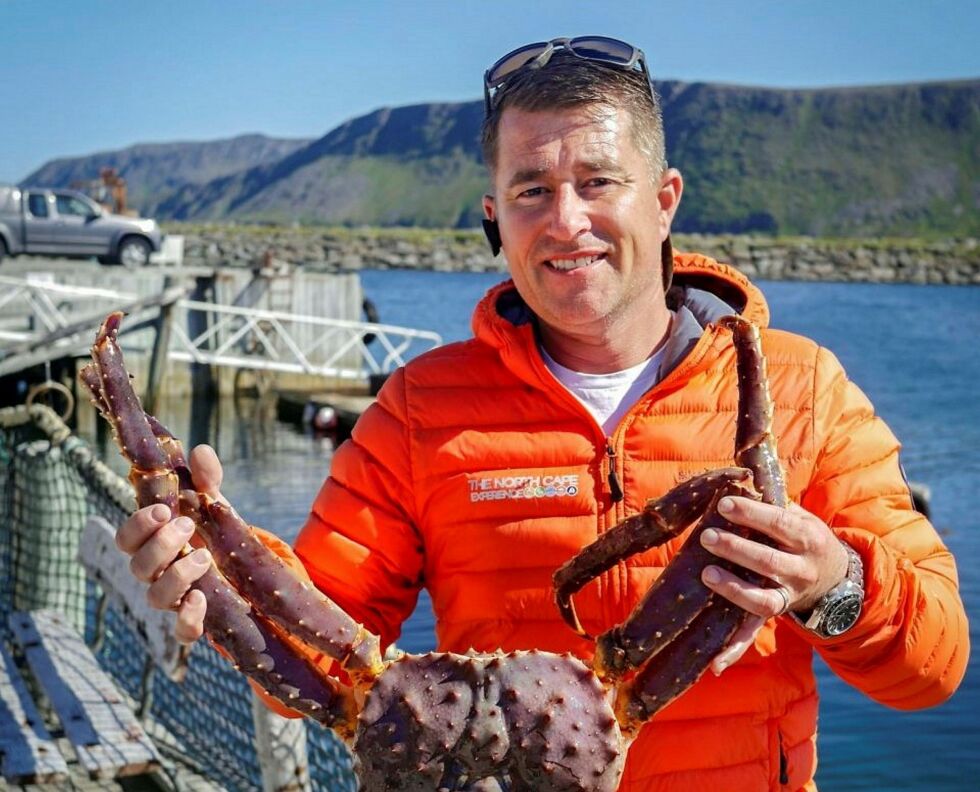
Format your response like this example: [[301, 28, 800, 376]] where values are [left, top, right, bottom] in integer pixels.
[[540, 342, 667, 436]]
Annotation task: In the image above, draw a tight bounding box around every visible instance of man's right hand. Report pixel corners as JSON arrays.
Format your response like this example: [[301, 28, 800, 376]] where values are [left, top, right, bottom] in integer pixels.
[[115, 444, 224, 644]]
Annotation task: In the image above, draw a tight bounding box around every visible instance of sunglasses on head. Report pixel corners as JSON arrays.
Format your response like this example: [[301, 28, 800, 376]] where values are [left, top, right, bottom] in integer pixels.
[[483, 36, 655, 116]]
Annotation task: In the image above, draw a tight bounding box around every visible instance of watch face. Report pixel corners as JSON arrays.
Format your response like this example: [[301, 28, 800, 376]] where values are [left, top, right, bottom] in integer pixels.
[[822, 595, 862, 636]]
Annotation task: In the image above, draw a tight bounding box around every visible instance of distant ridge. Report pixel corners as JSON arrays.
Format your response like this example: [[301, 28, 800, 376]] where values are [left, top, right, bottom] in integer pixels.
[[20, 134, 311, 215], [20, 79, 980, 236]]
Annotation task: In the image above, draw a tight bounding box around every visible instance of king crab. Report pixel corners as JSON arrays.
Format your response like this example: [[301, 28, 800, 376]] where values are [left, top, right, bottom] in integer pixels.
[[81, 311, 785, 791]]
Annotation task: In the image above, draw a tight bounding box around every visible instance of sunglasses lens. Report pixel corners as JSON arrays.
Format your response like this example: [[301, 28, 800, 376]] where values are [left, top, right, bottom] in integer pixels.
[[484, 36, 651, 115], [569, 36, 636, 65], [488, 42, 549, 85]]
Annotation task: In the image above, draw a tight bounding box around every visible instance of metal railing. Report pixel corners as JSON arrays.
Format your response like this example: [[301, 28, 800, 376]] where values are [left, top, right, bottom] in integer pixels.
[[0, 274, 137, 343], [0, 275, 443, 381], [170, 300, 442, 380]]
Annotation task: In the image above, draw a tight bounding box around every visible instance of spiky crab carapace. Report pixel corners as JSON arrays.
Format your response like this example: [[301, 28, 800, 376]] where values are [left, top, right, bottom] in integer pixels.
[[81, 311, 785, 791]]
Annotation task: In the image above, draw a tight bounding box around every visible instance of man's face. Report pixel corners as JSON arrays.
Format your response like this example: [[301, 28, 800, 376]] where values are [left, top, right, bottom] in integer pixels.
[[484, 105, 680, 344]]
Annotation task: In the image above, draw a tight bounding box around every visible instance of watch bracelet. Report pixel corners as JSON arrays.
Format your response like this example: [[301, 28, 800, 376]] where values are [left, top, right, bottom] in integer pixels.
[[789, 539, 864, 635]]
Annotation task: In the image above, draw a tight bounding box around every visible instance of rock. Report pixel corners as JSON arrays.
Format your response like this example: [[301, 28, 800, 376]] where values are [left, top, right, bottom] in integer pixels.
[[159, 225, 979, 284]]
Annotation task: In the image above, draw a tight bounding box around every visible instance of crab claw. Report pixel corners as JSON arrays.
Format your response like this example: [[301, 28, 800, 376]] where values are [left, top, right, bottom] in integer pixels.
[[553, 467, 753, 639]]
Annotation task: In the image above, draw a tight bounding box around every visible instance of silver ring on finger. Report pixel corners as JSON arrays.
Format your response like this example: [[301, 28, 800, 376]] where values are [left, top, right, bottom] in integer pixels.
[[774, 586, 791, 616]]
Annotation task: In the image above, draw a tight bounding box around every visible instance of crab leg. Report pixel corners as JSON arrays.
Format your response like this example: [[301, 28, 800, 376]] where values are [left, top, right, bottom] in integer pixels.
[[719, 316, 788, 507], [197, 560, 358, 736], [591, 480, 761, 682], [82, 363, 195, 492], [616, 316, 788, 724], [88, 372, 384, 681], [553, 467, 752, 637], [613, 594, 746, 734], [81, 312, 360, 734], [196, 497, 383, 683]]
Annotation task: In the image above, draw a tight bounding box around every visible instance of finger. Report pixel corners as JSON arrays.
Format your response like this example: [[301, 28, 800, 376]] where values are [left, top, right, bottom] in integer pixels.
[[702, 564, 791, 618], [718, 496, 806, 549], [711, 614, 765, 675], [116, 503, 171, 555], [700, 527, 799, 582], [146, 548, 211, 610], [175, 588, 207, 644], [129, 516, 195, 582], [189, 444, 224, 500]]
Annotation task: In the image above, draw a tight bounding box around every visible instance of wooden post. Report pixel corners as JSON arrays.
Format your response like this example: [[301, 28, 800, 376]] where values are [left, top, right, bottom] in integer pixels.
[[144, 280, 175, 415], [251, 692, 311, 792], [189, 274, 216, 398]]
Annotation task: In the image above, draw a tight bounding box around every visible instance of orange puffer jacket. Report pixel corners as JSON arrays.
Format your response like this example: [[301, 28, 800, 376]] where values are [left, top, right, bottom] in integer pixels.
[[289, 254, 968, 791]]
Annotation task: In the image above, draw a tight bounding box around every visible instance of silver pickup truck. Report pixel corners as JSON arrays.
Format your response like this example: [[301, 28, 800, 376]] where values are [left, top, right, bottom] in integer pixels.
[[0, 184, 162, 267]]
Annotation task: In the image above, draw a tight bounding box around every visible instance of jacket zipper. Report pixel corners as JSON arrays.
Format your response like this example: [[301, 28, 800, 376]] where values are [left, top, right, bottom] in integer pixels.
[[605, 438, 624, 503]]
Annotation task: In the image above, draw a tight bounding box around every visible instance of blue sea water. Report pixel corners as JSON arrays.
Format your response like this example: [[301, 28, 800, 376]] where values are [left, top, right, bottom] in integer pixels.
[[156, 269, 978, 790]]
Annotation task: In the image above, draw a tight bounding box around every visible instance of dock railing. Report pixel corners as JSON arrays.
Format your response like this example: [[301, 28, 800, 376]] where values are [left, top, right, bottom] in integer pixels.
[[170, 299, 442, 380], [0, 271, 443, 384], [0, 274, 138, 344]]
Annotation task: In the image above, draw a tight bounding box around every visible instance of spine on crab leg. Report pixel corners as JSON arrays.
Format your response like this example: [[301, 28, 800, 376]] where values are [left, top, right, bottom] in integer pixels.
[[718, 316, 788, 508], [197, 497, 384, 685], [552, 468, 752, 637], [591, 481, 760, 682]]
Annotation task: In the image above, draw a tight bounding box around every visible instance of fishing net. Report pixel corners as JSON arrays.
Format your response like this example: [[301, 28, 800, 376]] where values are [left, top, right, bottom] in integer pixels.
[[0, 404, 356, 791]]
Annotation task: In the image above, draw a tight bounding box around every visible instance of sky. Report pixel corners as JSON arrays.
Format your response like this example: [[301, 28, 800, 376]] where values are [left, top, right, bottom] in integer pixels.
[[1, 0, 978, 183]]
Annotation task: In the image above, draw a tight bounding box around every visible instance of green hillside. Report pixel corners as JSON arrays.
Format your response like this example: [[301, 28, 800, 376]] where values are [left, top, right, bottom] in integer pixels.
[[23, 80, 980, 236]]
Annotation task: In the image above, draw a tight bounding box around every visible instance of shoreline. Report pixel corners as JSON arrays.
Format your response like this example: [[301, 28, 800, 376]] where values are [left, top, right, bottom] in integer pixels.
[[166, 224, 980, 285]]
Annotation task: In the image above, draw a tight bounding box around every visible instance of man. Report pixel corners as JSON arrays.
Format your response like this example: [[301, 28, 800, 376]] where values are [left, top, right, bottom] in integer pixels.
[[119, 37, 968, 790]]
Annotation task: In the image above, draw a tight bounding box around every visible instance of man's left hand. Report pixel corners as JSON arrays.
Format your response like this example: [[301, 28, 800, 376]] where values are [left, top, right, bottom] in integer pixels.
[[698, 495, 849, 673]]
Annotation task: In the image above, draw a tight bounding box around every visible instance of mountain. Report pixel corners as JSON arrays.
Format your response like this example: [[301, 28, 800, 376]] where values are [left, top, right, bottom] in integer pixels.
[[156, 103, 489, 227], [657, 79, 980, 236], [22, 80, 980, 235], [19, 134, 311, 216]]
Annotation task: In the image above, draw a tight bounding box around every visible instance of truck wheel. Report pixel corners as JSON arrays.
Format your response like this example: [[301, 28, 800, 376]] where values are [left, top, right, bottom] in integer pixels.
[[117, 237, 151, 268], [0, 237, 7, 265]]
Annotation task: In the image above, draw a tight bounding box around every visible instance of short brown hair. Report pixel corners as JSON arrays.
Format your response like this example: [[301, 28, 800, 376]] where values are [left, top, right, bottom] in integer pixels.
[[480, 50, 667, 179]]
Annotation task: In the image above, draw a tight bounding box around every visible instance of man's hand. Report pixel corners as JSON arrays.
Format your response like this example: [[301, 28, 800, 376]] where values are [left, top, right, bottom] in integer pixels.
[[115, 444, 225, 644], [699, 496, 849, 674]]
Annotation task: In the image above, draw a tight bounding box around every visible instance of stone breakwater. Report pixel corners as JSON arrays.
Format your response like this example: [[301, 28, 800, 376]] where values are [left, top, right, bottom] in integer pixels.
[[171, 226, 980, 285]]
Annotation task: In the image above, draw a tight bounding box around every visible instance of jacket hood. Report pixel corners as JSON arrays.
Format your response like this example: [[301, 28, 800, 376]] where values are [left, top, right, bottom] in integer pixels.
[[471, 252, 770, 379]]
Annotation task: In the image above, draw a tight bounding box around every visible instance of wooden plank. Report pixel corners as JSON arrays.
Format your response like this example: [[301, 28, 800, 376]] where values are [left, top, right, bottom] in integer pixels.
[[78, 515, 189, 682], [9, 610, 161, 780], [0, 645, 69, 784]]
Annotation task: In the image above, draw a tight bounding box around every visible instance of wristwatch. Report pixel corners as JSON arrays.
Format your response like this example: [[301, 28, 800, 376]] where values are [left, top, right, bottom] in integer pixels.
[[792, 541, 864, 638]]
